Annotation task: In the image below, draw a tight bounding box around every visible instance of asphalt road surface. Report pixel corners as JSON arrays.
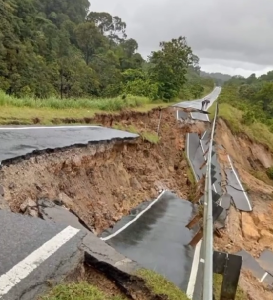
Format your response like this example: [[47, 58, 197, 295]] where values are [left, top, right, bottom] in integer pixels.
[[101, 191, 197, 291], [225, 155, 252, 212], [0, 210, 85, 300], [258, 250, 273, 277], [0, 125, 138, 163], [236, 250, 273, 287], [175, 87, 221, 121]]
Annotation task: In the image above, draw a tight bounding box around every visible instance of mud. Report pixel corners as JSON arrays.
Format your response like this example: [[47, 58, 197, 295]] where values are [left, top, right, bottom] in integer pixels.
[[64, 254, 168, 300], [0, 108, 206, 234], [214, 117, 273, 299]]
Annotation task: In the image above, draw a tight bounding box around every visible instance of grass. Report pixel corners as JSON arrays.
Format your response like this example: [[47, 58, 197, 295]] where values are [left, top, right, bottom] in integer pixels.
[[0, 90, 150, 111], [41, 269, 190, 300], [208, 100, 273, 152], [0, 86, 214, 125], [207, 101, 217, 121], [218, 103, 273, 152], [213, 274, 247, 300], [113, 123, 160, 144], [250, 170, 273, 185], [41, 282, 125, 300], [141, 131, 160, 144], [136, 269, 190, 300], [181, 151, 197, 201], [186, 161, 196, 185]]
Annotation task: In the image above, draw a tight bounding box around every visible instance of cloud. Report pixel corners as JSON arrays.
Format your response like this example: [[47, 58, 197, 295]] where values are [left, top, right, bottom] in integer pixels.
[[91, 0, 273, 76]]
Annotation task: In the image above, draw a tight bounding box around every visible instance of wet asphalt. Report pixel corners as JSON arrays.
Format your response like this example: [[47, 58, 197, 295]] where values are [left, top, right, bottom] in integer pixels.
[[101, 191, 197, 290]]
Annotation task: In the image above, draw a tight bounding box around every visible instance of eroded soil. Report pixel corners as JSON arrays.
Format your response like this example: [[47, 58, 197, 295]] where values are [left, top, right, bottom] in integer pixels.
[[0, 108, 206, 234], [214, 118, 273, 300]]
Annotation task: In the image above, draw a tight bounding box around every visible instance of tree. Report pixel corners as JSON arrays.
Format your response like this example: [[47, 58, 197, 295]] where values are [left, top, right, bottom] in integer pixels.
[[256, 82, 273, 113], [246, 73, 257, 84], [87, 12, 113, 35], [74, 22, 105, 65], [0, 1, 207, 100], [148, 36, 194, 100]]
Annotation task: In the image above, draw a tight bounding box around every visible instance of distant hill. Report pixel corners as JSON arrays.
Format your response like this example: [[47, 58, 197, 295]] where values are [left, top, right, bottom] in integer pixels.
[[200, 71, 232, 85]]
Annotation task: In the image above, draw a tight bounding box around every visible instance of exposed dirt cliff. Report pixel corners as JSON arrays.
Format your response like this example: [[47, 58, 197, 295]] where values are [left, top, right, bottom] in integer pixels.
[[214, 117, 273, 300], [0, 108, 206, 234]]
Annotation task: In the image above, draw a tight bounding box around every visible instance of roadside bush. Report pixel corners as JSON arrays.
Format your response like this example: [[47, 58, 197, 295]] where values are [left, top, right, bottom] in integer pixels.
[[122, 79, 158, 100]]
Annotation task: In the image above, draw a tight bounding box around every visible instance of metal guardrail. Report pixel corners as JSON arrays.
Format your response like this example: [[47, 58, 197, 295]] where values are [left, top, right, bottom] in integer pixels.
[[202, 101, 219, 300]]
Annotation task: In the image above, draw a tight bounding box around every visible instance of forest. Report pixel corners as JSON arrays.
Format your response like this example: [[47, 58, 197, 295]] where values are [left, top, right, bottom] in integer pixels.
[[0, 0, 214, 101]]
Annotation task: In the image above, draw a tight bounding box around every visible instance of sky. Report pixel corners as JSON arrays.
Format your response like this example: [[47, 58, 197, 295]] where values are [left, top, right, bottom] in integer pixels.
[[91, 0, 273, 77]]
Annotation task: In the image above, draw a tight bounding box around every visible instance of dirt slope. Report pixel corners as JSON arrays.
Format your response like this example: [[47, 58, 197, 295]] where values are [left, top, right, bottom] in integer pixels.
[[215, 118, 273, 300], [0, 108, 206, 234]]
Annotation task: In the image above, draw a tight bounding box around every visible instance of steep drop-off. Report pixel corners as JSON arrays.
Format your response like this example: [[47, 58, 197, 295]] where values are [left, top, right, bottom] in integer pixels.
[[0, 108, 206, 234], [214, 118, 273, 300]]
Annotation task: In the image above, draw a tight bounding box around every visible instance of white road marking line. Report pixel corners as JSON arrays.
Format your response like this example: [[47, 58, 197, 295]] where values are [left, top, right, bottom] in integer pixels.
[[0, 226, 80, 297], [200, 258, 205, 263], [227, 155, 252, 210], [0, 125, 101, 130], [101, 190, 166, 241], [201, 131, 206, 140], [186, 240, 202, 299], [260, 272, 268, 282]]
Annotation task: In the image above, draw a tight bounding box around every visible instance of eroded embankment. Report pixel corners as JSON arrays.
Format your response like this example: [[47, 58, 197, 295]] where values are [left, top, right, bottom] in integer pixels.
[[214, 118, 273, 300], [0, 108, 205, 234]]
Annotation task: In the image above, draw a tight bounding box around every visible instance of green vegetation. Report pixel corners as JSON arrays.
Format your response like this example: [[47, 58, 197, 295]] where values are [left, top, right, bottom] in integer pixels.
[[41, 282, 125, 300], [0, 0, 213, 119], [0, 90, 149, 110], [136, 269, 190, 300], [181, 151, 197, 201], [42, 269, 191, 300], [216, 73, 273, 152], [200, 71, 231, 86], [207, 101, 217, 121], [266, 167, 273, 180], [113, 123, 160, 144], [187, 162, 197, 201], [141, 131, 160, 144], [213, 274, 247, 300]]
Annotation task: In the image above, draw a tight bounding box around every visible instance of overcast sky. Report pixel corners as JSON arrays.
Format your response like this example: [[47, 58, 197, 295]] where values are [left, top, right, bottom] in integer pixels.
[[91, 0, 273, 77]]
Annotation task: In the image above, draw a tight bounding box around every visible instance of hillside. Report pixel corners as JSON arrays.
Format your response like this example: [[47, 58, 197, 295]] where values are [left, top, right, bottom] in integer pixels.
[[209, 73, 273, 300], [0, 0, 213, 104], [200, 70, 232, 85]]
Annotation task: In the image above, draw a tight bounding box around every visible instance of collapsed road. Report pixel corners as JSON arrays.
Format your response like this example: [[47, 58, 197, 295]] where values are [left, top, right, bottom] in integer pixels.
[[0, 126, 141, 300], [0, 126, 138, 163], [100, 191, 196, 291], [0, 86, 225, 300], [175, 86, 221, 122]]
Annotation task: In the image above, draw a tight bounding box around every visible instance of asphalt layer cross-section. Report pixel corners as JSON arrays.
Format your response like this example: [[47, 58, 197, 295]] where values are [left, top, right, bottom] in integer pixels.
[[101, 191, 197, 291], [0, 126, 138, 163]]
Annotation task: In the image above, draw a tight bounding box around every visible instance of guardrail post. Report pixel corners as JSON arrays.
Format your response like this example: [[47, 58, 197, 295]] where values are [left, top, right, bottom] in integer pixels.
[[213, 251, 242, 300]]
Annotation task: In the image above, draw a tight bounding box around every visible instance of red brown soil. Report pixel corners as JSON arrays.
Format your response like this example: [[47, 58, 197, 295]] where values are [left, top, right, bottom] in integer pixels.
[[0, 107, 206, 234], [214, 118, 273, 299]]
